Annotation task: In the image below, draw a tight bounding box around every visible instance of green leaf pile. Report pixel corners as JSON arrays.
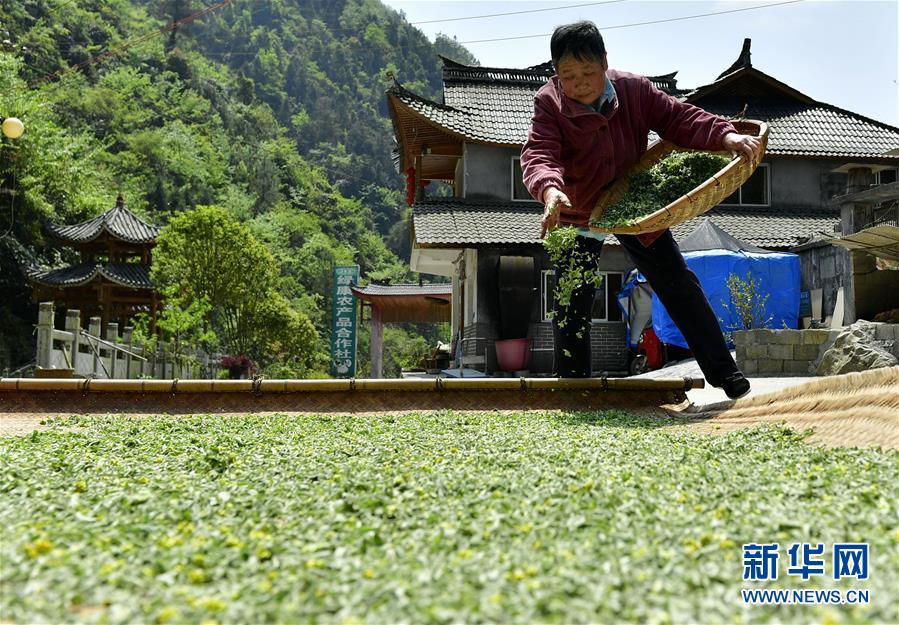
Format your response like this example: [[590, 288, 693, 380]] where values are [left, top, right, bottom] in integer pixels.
[[592, 152, 731, 229], [2, 413, 897, 624]]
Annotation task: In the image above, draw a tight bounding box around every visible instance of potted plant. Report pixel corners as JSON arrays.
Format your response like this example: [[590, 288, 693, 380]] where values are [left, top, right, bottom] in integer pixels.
[[220, 354, 254, 379]]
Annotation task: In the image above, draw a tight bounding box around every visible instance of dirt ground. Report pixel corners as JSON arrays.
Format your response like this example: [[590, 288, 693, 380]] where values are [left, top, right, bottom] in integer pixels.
[[2, 368, 897, 449]]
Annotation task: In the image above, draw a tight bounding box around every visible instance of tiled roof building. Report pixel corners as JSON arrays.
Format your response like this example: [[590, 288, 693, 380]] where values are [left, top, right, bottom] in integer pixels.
[[390, 40, 899, 253], [29, 195, 161, 328], [386, 40, 899, 376], [411, 198, 838, 251]]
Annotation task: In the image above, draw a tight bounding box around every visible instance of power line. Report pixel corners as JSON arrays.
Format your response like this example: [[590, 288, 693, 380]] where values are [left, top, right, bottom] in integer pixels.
[[456, 0, 804, 45], [410, 1, 627, 25], [46, 0, 80, 15]]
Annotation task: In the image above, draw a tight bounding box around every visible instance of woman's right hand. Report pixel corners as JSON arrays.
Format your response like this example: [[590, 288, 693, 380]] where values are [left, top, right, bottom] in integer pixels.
[[541, 187, 571, 238]]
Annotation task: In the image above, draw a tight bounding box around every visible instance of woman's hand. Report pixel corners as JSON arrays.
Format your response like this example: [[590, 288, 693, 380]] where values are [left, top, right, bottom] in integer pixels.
[[723, 132, 762, 165], [541, 187, 571, 238]]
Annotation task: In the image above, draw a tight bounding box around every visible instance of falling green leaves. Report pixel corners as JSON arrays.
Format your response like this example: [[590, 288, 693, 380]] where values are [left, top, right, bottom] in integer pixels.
[[542, 226, 602, 327]]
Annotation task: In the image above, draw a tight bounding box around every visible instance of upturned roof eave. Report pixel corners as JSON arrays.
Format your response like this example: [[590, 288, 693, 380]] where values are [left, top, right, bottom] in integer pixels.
[[387, 89, 519, 171], [49, 206, 160, 246], [685, 65, 817, 106], [28, 262, 155, 290]]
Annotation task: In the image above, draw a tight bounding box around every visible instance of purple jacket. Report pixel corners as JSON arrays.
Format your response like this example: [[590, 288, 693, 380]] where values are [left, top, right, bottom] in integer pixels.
[[521, 69, 736, 230]]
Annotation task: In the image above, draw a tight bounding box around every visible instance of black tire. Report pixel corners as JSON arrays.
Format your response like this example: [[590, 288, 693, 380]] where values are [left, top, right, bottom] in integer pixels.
[[629, 354, 648, 376]]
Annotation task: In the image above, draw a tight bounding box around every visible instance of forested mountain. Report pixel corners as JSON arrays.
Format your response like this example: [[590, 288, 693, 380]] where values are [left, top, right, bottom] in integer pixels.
[[0, 0, 478, 375]]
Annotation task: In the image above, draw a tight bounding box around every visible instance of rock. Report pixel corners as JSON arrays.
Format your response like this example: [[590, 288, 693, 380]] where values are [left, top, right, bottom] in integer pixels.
[[816, 320, 898, 376], [873, 308, 899, 323]]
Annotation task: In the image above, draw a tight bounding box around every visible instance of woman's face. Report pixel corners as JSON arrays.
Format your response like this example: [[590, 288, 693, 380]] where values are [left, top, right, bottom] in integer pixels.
[[556, 54, 608, 106]]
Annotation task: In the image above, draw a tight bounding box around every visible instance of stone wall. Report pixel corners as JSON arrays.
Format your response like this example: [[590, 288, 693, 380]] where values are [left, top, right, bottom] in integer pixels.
[[734, 324, 899, 376]]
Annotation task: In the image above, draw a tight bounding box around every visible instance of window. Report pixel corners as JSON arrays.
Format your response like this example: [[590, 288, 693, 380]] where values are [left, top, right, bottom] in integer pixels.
[[542, 269, 623, 322], [511, 158, 534, 201], [542, 270, 556, 321], [875, 169, 898, 185], [721, 164, 769, 206], [591, 272, 623, 322]]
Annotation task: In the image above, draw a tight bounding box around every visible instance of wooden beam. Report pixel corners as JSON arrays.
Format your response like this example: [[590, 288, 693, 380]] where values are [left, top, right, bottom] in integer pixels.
[[426, 143, 463, 156]]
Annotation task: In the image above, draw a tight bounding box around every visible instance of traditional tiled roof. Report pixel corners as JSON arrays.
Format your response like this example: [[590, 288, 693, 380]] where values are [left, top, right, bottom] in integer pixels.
[[350, 283, 452, 297], [29, 262, 154, 289], [413, 198, 543, 246], [647, 72, 690, 97], [692, 94, 899, 161], [412, 198, 838, 250], [50, 195, 160, 245], [390, 59, 688, 148], [664, 206, 839, 250], [391, 52, 899, 161]]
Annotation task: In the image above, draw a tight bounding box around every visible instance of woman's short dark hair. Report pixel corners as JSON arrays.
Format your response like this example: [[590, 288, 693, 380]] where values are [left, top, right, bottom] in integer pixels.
[[550, 21, 606, 69]]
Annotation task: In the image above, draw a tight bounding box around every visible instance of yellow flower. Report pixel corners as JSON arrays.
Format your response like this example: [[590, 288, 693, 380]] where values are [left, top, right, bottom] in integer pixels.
[[23, 538, 54, 559], [188, 569, 208, 584], [156, 606, 180, 624], [198, 597, 225, 612]]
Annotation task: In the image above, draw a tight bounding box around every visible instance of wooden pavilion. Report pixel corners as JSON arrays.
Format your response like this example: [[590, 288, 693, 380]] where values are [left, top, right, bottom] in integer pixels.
[[29, 194, 161, 330], [350, 282, 452, 378]]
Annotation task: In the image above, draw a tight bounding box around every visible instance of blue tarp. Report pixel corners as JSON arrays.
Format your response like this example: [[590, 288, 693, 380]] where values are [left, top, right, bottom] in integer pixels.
[[647, 249, 801, 349]]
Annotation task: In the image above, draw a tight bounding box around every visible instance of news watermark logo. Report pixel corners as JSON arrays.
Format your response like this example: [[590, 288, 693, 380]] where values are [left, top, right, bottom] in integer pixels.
[[741, 542, 870, 605]]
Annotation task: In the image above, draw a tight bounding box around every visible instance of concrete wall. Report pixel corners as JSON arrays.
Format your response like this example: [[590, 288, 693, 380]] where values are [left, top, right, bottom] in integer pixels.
[[797, 243, 852, 323], [462, 145, 850, 209], [769, 159, 847, 208], [465, 144, 525, 200]]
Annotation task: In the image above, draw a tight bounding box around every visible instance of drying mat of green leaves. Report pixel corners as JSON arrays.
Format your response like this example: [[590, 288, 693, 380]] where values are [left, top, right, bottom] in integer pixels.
[[2, 411, 896, 625]]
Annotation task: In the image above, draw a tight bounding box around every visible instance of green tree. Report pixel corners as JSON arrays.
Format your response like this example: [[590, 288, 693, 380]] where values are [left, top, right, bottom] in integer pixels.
[[0, 53, 113, 372], [151, 205, 320, 371], [154, 294, 217, 376], [0, 0, 480, 373], [434, 33, 480, 66], [724, 272, 773, 331]]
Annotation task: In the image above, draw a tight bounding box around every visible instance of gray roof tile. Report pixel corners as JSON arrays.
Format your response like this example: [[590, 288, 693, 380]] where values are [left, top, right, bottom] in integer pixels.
[[51, 197, 160, 244], [395, 61, 899, 158], [29, 262, 154, 289], [695, 99, 899, 159], [413, 199, 838, 250], [351, 283, 452, 296], [413, 199, 543, 245]]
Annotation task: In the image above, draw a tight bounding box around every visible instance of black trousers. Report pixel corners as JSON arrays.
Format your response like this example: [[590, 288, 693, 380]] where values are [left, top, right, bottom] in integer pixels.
[[552, 230, 739, 386]]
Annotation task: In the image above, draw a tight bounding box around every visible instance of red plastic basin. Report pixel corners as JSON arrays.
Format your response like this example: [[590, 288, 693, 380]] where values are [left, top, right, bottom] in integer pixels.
[[495, 338, 532, 372]]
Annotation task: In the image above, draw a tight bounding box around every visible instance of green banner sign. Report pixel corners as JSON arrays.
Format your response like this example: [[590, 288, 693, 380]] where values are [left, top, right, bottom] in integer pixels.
[[330, 265, 359, 377]]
